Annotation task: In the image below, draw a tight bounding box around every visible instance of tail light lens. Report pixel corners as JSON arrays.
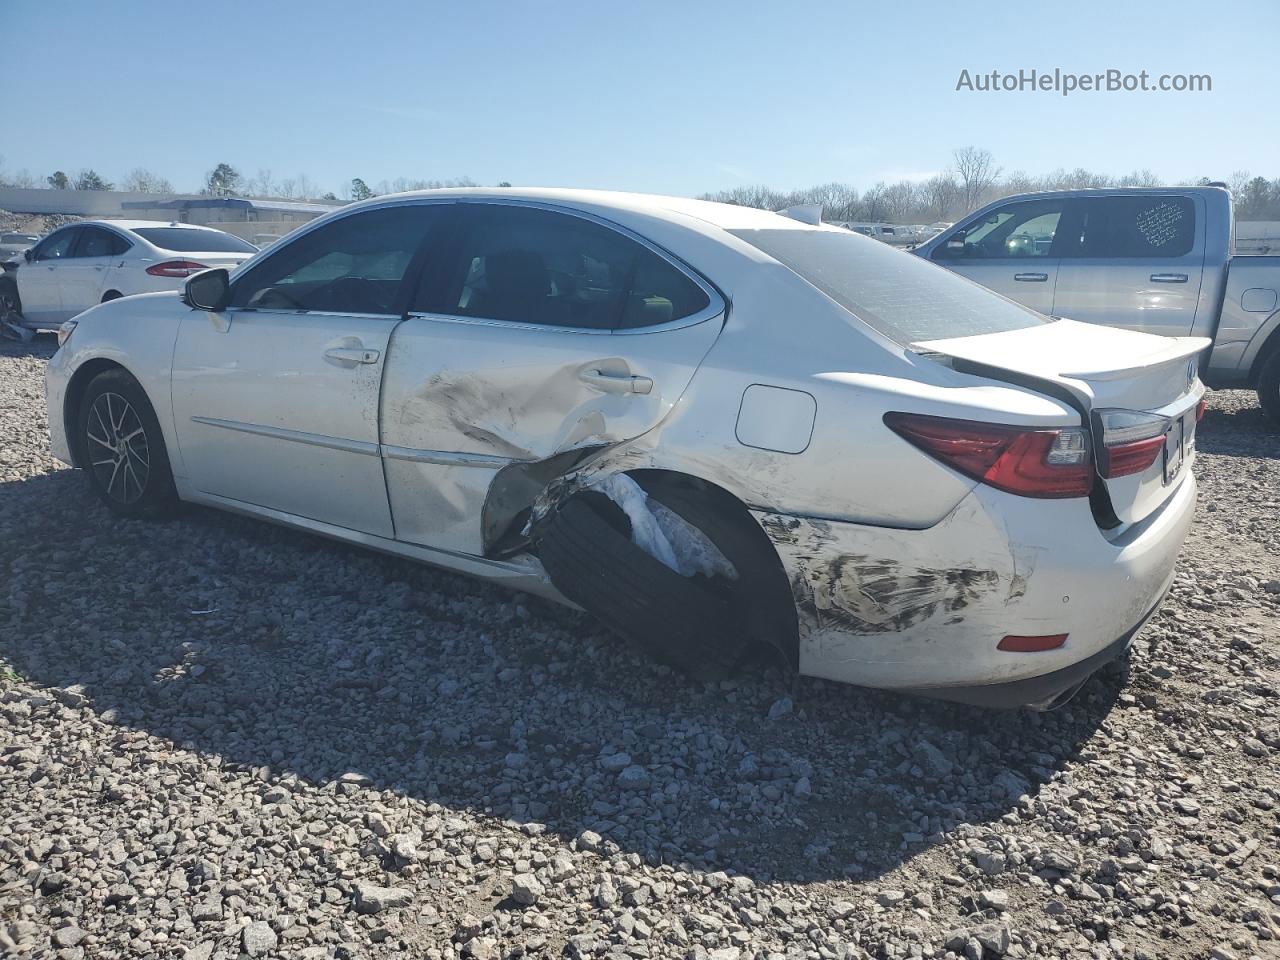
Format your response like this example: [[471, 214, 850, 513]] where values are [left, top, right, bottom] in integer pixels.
[[1196, 397, 1207, 422], [146, 260, 208, 278], [1093, 409, 1169, 479], [884, 412, 1093, 499]]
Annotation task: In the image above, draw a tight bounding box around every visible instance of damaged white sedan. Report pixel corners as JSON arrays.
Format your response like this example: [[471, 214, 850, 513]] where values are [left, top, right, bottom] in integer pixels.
[[45, 188, 1203, 709]]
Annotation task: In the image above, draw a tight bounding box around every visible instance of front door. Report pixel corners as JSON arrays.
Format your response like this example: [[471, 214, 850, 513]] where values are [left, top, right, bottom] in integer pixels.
[[379, 202, 726, 555], [17, 226, 80, 326], [171, 204, 443, 536], [928, 198, 1068, 315], [1050, 194, 1205, 335]]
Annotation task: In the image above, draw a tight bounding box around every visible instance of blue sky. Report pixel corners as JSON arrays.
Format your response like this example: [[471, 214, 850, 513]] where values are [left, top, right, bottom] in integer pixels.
[[4, 0, 1276, 197]]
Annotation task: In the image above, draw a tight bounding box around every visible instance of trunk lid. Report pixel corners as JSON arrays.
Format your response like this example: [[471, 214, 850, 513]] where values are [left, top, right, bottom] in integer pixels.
[[916, 319, 1206, 527]]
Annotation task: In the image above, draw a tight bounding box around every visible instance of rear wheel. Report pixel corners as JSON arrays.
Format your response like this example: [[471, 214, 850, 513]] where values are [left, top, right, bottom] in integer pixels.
[[536, 474, 797, 678], [0, 276, 21, 321], [78, 369, 178, 518], [1257, 349, 1280, 421]]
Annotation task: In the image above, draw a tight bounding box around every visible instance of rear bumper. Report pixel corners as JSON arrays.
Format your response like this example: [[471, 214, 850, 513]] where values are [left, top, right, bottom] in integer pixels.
[[757, 470, 1196, 706], [901, 590, 1166, 709]]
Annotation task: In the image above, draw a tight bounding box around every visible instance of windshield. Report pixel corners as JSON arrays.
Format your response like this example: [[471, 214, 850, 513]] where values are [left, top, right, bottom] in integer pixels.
[[730, 227, 1050, 344], [134, 228, 257, 254]]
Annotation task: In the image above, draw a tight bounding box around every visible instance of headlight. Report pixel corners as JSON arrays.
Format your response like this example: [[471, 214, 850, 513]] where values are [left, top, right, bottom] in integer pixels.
[[56, 320, 78, 347]]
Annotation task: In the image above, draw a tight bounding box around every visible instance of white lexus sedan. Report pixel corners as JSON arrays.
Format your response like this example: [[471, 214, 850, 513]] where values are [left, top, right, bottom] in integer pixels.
[[44, 189, 1203, 709], [0, 220, 257, 331]]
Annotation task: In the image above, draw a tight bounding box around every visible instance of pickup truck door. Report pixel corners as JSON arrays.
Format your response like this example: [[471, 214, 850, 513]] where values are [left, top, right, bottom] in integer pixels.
[[17, 226, 80, 326], [57, 226, 121, 316], [379, 201, 726, 556], [1051, 194, 1206, 335], [925, 198, 1066, 314], [171, 204, 442, 537]]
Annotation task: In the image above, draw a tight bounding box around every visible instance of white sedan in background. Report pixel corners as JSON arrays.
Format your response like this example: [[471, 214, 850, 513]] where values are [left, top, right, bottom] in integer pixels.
[[45, 188, 1202, 710], [0, 220, 257, 331]]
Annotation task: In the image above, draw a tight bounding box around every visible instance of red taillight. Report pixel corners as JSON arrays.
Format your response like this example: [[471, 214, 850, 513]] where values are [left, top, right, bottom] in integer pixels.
[[884, 413, 1093, 499], [1196, 397, 1206, 422], [146, 260, 208, 278], [1093, 409, 1170, 479], [998, 633, 1068, 652], [1099, 434, 1165, 478]]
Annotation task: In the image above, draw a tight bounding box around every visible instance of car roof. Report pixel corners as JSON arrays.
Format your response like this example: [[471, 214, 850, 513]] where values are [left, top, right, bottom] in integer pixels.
[[69, 219, 234, 234], [352, 187, 819, 232]]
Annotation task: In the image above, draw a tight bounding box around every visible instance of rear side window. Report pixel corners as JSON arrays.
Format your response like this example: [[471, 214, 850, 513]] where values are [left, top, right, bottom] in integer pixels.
[[732, 227, 1050, 343], [134, 228, 258, 254], [75, 227, 130, 258], [1078, 196, 1196, 258], [419, 204, 710, 330], [231, 206, 440, 314]]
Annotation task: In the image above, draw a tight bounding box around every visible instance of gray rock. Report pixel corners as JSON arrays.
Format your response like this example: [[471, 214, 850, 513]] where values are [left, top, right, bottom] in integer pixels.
[[353, 882, 413, 914], [242, 920, 278, 958], [511, 872, 544, 906]]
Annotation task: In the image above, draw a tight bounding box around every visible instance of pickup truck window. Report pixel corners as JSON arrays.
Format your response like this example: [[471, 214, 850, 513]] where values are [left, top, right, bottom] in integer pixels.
[[933, 200, 1064, 260], [1077, 195, 1195, 258], [733, 227, 1049, 344]]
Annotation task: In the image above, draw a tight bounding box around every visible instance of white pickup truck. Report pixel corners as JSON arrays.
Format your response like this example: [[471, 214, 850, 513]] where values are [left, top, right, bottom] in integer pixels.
[[914, 186, 1280, 418]]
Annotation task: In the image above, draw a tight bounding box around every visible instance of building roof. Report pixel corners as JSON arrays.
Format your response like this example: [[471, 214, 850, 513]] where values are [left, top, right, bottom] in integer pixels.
[[120, 197, 343, 215]]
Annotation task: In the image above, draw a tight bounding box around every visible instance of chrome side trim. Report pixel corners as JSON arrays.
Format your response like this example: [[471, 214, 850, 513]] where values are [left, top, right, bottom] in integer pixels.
[[190, 416, 380, 456], [381, 444, 520, 468]]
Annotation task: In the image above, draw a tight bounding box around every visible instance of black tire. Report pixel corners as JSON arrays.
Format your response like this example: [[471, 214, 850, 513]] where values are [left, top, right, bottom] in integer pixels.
[[0, 276, 20, 320], [1257, 349, 1280, 421], [77, 369, 178, 519], [101, 290, 122, 303], [536, 474, 797, 678]]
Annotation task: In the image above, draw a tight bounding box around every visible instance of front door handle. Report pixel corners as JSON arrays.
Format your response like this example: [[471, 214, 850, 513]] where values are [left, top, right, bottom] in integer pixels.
[[1150, 273, 1188, 283], [323, 346, 380, 364], [1014, 272, 1048, 282], [580, 369, 654, 395]]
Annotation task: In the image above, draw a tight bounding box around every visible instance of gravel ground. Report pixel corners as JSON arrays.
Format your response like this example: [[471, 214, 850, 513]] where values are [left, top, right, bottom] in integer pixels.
[[1, 336, 1278, 960]]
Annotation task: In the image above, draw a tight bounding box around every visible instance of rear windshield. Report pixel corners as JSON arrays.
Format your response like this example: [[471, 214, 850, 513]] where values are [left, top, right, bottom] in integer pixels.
[[730, 228, 1050, 344], [134, 228, 257, 254]]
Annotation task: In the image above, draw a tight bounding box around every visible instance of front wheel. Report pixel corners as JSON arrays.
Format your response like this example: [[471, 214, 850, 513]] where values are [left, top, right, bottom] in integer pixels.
[[78, 369, 178, 518]]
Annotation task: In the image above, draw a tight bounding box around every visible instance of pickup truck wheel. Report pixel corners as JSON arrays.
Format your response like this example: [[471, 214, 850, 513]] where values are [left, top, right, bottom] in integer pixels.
[[1257, 351, 1280, 421], [535, 475, 798, 679], [78, 369, 178, 519]]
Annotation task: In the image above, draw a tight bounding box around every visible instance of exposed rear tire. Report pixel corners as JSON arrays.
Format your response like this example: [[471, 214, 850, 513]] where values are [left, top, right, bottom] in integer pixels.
[[536, 474, 797, 679], [1257, 349, 1280, 421], [0, 276, 21, 320], [77, 369, 178, 519]]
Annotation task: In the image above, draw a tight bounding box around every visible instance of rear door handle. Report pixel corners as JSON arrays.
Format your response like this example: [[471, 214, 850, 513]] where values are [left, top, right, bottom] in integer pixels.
[[1150, 273, 1188, 283], [580, 369, 653, 395], [1014, 272, 1048, 282], [323, 346, 380, 364]]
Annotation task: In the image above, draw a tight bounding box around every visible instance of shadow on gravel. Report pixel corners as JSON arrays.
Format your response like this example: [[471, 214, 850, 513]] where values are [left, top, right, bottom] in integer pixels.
[[1196, 403, 1280, 458], [1, 441, 1122, 889]]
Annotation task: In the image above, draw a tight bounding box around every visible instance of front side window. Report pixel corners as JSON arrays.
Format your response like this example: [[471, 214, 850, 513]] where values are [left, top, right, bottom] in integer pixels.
[[231, 206, 439, 314], [419, 204, 710, 330], [1077, 195, 1196, 258], [32, 229, 79, 261], [936, 201, 1064, 260]]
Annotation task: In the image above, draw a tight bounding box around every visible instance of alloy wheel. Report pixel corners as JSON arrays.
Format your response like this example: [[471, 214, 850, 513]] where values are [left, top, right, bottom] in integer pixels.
[[86, 392, 151, 505]]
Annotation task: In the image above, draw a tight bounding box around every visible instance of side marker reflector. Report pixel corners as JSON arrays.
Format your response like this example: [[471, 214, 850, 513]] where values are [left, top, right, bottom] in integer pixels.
[[998, 633, 1068, 653]]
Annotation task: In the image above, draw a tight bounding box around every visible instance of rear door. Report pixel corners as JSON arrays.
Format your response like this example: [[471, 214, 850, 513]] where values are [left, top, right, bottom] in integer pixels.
[[927, 198, 1068, 314], [172, 204, 442, 537], [16, 227, 80, 325], [59, 226, 126, 314], [379, 201, 725, 555], [1051, 194, 1205, 335]]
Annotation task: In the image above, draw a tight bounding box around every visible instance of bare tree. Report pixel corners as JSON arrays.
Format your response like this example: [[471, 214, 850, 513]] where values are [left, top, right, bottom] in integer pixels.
[[122, 168, 174, 194], [950, 146, 1001, 213], [919, 174, 959, 221]]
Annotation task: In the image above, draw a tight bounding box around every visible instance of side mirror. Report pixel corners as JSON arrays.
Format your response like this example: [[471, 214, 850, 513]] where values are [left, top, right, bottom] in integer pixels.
[[23, 249, 33, 262], [945, 230, 966, 251], [182, 268, 231, 312]]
